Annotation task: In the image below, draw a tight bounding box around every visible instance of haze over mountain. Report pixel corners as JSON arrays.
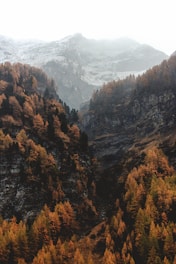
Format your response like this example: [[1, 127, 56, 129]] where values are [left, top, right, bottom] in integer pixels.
[[0, 34, 168, 109]]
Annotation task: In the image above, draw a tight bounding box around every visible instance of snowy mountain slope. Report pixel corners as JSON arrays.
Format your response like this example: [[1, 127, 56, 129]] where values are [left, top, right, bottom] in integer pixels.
[[0, 34, 168, 108]]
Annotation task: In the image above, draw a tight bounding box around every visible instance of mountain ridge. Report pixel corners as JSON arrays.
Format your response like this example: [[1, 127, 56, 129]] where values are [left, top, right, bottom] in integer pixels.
[[0, 34, 168, 109]]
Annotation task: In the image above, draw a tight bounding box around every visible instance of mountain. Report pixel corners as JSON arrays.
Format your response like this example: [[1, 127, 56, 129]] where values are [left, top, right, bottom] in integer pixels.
[[81, 55, 176, 171], [0, 34, 168, 109], [81, 55, 176, 200], [79, 55, 176, 263], [1, 57, 176, 263]]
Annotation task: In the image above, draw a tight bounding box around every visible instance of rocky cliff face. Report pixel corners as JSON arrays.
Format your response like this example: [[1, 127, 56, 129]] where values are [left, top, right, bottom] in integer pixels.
[[0, 152, 44, 221], [81, 56, 176, 178], [0, 34, 168, 109]]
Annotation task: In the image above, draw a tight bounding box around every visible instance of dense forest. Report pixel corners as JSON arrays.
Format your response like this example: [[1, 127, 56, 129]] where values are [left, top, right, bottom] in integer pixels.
[[1, 60, 176, 263], [1, 145, 176, 263]]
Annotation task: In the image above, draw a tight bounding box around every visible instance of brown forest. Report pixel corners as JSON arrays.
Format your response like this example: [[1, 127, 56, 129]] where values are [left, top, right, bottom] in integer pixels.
[[0, 61, 176, 263]]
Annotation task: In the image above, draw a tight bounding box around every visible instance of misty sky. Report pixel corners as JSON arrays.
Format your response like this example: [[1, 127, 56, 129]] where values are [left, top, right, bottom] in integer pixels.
[[0, 0, 175, 55]]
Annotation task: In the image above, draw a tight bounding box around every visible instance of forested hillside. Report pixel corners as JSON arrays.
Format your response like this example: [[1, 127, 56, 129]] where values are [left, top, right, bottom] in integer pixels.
[[1, 59, 176, 263], [0, 62, 99, 263], [80, 55, 176, 263], [85, 55, 176, 137]]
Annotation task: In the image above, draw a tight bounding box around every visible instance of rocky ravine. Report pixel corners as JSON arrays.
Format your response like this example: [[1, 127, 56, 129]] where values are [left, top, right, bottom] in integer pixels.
[[0, 34, 168, 109]]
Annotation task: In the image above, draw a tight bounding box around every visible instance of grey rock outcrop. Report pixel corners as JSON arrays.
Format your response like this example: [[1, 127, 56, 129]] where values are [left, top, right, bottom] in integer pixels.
[[0, 153, 45, 221]]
